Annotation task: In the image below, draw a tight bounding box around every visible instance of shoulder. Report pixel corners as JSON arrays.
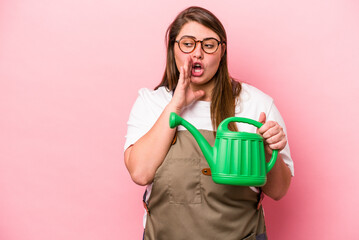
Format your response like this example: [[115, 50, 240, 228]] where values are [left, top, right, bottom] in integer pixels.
[[137, 86, 172, 105], [125, 87, 172, 150], [129, 86, 172, 120], [239, 83, 273, 104], [133, 86, 172, 112], [236, 83, 274, 116]]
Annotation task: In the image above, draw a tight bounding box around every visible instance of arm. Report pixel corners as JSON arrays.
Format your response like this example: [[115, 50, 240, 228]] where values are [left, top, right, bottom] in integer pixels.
[[124, 103, 179, 186], [124, 57, 205, 186], [258, 112, 292, 200], [262, 154, 292, 200]]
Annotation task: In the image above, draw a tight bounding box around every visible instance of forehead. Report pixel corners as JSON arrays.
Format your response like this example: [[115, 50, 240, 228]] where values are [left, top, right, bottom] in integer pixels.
[[177, 21, 220, 40]]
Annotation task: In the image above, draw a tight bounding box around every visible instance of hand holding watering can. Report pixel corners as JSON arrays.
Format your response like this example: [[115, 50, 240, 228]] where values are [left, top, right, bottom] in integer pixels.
[[257, 112, 287, 157], [169, 112, 287, 186]]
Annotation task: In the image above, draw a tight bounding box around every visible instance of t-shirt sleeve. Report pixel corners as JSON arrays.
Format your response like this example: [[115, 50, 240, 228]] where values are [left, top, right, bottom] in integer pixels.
[[267, 102, 295, 176], [124, 89, 157, 151]]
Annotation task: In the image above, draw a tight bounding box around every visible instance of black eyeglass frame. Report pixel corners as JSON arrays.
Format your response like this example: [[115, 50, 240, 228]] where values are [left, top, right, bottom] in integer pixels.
[[175, 36, 226, 54]]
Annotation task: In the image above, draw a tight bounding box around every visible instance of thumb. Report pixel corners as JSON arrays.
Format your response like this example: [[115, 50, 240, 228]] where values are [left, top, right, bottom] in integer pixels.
[[258, 112, 266, 124], [192, 90, 205, 101]]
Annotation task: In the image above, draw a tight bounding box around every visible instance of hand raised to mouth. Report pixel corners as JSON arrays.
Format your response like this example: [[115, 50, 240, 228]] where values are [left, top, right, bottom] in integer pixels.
[[170, 56, 205, 113]]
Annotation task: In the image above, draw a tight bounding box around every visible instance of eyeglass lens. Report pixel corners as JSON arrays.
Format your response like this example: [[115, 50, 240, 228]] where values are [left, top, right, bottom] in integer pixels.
[[178, 37, 219, 54]]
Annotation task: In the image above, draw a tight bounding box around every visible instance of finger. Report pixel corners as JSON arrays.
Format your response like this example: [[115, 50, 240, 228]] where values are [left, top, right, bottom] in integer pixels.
[[268, 138, 287, 151], [262, 123, 282, 139], [258, 121, 276, 135], [192, 90, 205, 101], [258, 112, 266, 124], [178, 66, 185, 85], [183, 57, 190, 80], [183, 60, 188, 80], [181, 56, 191, 79], [187, 57, 193, 80], [265, 131, 286, 145], [257, 112, 266, 134]]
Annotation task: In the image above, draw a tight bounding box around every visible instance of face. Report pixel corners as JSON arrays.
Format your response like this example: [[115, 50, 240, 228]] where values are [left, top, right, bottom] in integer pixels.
[[174, 21, 224, 93]]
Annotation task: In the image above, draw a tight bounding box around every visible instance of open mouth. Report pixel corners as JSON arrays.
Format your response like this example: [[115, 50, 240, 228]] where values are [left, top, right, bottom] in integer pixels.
[[193, 63, 202, 72], [191, 62, 204, 77]]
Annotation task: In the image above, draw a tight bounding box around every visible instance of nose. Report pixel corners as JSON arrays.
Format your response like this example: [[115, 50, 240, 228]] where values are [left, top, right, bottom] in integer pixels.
[[192, 41, 204, 59]]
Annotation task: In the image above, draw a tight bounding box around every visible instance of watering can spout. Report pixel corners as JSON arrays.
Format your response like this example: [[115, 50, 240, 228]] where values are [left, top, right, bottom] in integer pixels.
[[169, 112, 214, 167]]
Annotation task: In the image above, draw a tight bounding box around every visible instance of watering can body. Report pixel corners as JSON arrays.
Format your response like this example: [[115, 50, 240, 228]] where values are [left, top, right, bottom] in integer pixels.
[[169, 112, 278, 186]]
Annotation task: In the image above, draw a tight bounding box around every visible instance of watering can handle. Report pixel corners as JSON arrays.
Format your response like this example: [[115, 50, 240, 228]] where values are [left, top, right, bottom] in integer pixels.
[[217, 117, 278, 173]]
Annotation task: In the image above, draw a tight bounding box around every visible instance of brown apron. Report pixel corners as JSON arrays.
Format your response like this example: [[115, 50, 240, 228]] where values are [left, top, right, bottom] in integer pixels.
[[144, 130, 267, 240]]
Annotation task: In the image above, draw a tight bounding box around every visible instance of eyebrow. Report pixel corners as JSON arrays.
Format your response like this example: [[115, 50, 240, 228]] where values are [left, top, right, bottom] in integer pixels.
[[181, 35, 196, 39], [179, 35, 220, 41]]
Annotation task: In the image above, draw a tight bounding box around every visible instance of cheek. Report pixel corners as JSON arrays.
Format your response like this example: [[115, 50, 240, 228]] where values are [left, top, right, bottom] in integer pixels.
[[207, 55, 222, 73], [174, 47, 185, 70]]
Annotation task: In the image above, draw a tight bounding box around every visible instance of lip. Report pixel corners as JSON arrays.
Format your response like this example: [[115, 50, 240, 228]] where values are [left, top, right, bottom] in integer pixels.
[[191, 61, 204, 77]]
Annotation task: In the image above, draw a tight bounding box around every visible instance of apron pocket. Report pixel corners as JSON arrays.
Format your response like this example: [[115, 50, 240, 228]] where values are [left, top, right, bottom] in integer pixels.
[[242, 233, 267, 240], [255, 233, 267, 240], [167, 157, 202, 204], [242, 233, 256, 240]]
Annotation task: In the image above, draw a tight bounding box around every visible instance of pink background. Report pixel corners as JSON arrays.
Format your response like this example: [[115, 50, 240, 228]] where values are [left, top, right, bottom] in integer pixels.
[[1, 0, 358, 239]]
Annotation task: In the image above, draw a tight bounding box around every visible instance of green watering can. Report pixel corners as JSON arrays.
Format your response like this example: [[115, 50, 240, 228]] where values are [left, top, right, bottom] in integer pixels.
[[169, 112, 278, 186]]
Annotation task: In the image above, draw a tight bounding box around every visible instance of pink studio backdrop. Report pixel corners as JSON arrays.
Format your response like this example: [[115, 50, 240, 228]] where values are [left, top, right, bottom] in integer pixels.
[[1, 0, 358, 239]]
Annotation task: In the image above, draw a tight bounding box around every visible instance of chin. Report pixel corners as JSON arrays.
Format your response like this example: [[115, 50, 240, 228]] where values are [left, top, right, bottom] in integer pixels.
[[191, 76, 211, 86]]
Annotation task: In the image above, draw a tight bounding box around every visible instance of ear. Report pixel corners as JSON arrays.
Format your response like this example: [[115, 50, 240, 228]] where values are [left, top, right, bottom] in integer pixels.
[[220, 43, 226, 58]]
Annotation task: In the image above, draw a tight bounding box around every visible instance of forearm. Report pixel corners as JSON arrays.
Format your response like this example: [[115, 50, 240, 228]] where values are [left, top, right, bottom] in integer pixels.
[[262, 154, 292, 200], [124, 102, 180, 186]]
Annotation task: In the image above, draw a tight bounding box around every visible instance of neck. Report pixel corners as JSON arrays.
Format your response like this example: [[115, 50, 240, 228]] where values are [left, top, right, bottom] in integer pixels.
[[190, 79, 214, 101]]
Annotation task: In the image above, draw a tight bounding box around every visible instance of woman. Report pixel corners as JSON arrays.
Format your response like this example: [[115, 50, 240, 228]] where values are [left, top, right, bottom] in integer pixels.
[[124, 6, 293, 240]]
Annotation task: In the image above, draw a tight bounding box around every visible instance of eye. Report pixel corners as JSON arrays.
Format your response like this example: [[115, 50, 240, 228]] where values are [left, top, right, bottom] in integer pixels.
[[203, 39, 218, 50], [180, 40, 194, 48], [179, 37, 196, 50], [204, 43, 215, 49], [182, 42, 194, 47]]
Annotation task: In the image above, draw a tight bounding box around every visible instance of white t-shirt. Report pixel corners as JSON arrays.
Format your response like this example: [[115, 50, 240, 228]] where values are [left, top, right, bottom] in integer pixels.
[[124, 83, 294, 176]]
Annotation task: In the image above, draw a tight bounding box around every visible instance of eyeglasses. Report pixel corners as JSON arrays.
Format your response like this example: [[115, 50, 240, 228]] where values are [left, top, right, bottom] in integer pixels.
[[175, 36, 225, 54]]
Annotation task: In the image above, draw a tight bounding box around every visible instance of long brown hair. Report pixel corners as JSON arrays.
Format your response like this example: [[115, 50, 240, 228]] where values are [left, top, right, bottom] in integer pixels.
[[155, 6, 241, 131]]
